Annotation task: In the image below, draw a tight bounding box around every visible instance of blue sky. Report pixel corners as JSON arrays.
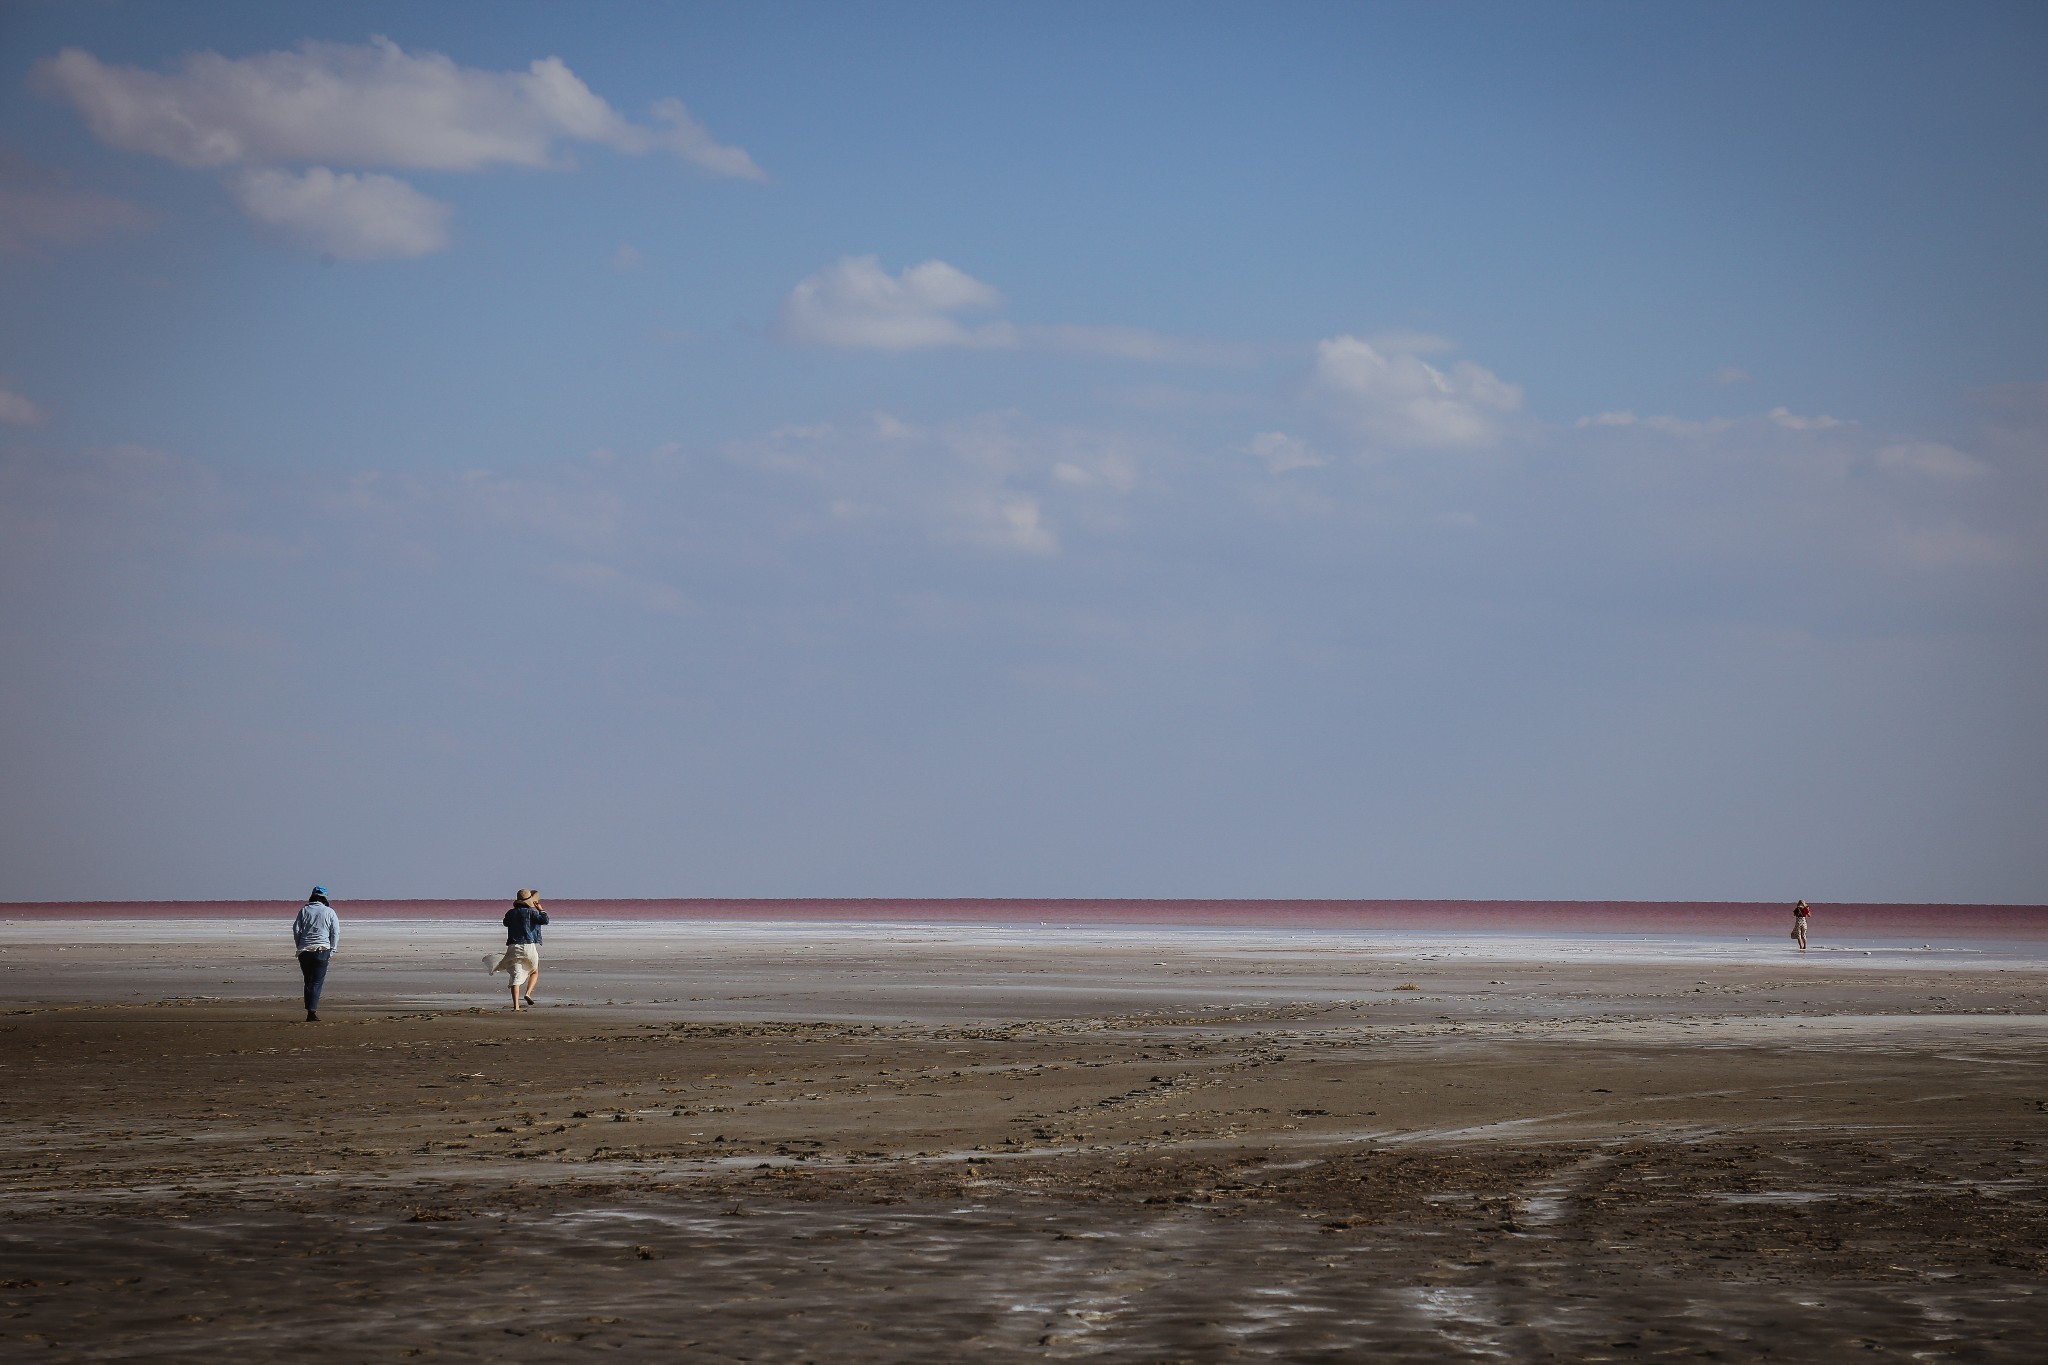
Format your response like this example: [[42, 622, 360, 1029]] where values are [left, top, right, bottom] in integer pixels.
[[2, 1, 2043, 901]]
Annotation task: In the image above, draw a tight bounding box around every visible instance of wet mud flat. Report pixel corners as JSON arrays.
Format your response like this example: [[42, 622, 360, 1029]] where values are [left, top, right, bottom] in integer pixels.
[[2, 919, 2046, 1359], [5, 1136, 2045, 1362]]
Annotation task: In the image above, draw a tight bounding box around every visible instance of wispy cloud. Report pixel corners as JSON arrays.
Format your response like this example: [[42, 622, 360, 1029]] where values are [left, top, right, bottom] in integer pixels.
[[1574, 407, 1850, 439], [537, 559, 690, 613], [725, 412, 1062, 553], [719, 410, 1169, 554], [0, 386, 50, 428], [1574, 410, 1735, 437], [1875, 440, 1985, 479], [1024, 324, 1259, 367], [36, 38, 762, 177], [1246, 431, 1324, 474], [1767, 405, 1847, 431], [0, 441, 239, 561], [0, 145, 150, 255]]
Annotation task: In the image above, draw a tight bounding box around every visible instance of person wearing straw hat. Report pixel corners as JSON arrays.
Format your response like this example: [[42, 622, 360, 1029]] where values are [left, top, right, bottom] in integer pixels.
[[484, 889, 548, 1010], [291, 886, 339, 1022]]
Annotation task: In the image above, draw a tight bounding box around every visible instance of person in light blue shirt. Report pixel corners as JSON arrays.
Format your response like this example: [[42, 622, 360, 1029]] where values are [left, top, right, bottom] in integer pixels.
[[291, 886, 339, 1021]]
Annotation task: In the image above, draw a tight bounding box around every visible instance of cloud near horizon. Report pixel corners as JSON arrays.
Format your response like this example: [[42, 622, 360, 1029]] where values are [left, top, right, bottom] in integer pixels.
[[35, 37, 762, 259], [9, 383, 2033, 633], [5, 377, 2039, 897], [718, 411, 1155, 554]]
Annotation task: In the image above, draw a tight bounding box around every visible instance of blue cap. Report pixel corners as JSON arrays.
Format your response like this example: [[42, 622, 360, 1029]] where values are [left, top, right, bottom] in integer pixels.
[[311, 886, 328, 896]]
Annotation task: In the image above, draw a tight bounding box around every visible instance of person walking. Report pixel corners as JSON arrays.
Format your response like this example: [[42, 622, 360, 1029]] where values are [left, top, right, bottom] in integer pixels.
[[485, 889, 548, 1010], [292, 886, 339, 1021], [1792, 899, 1811, 951]]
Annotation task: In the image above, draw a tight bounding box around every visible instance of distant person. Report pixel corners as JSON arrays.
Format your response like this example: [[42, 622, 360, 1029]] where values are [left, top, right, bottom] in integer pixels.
[[1792, 899, 1811, 951], [292, 886, 339, 1021], [485, 888, 548, 1010]]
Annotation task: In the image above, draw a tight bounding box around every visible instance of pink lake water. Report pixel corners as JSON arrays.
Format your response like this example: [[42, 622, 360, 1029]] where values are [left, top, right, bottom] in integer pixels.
[[5, 897, 2044, 938]]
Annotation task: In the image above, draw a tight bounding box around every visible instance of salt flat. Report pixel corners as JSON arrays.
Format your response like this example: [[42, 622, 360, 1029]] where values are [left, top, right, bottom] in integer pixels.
[[3, 917, 2044, 1361]]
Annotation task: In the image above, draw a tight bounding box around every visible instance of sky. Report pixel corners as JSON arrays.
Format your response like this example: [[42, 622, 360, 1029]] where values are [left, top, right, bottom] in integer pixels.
[[1, 0, 2044, 903]]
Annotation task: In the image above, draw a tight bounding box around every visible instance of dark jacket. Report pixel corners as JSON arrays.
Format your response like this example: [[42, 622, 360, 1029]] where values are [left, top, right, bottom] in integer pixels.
[[503, 904, 548, 946]]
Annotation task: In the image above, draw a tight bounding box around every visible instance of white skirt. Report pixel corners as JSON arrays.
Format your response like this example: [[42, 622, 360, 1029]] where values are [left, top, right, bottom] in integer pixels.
[[492, 942, 540, 985]]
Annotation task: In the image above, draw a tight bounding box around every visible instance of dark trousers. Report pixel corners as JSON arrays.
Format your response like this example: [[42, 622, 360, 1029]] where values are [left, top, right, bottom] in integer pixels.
[[298, 949, 331, 1011]]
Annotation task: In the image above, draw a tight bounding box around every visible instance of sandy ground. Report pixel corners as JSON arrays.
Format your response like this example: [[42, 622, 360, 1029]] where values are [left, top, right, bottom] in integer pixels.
[[2, 919, 2045, 1361]]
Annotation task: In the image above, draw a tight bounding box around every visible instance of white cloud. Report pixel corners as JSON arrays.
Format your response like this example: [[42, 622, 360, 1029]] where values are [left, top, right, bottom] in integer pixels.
[[1875, 440, 1985, 479], [1246, 431, 1324, 474], [231, 167, 451, 259], [35, 38, 760, 262], [1711, 365, 1753, 385], [36, 39, 763, 179], [1310, 334, 1522, 449], [0, 146, 150, 254], [779, 257, 1259, 364], [1767, 405, 1846, 431], [0, 386, 50, 427], [779, 256, 1015, 351]]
